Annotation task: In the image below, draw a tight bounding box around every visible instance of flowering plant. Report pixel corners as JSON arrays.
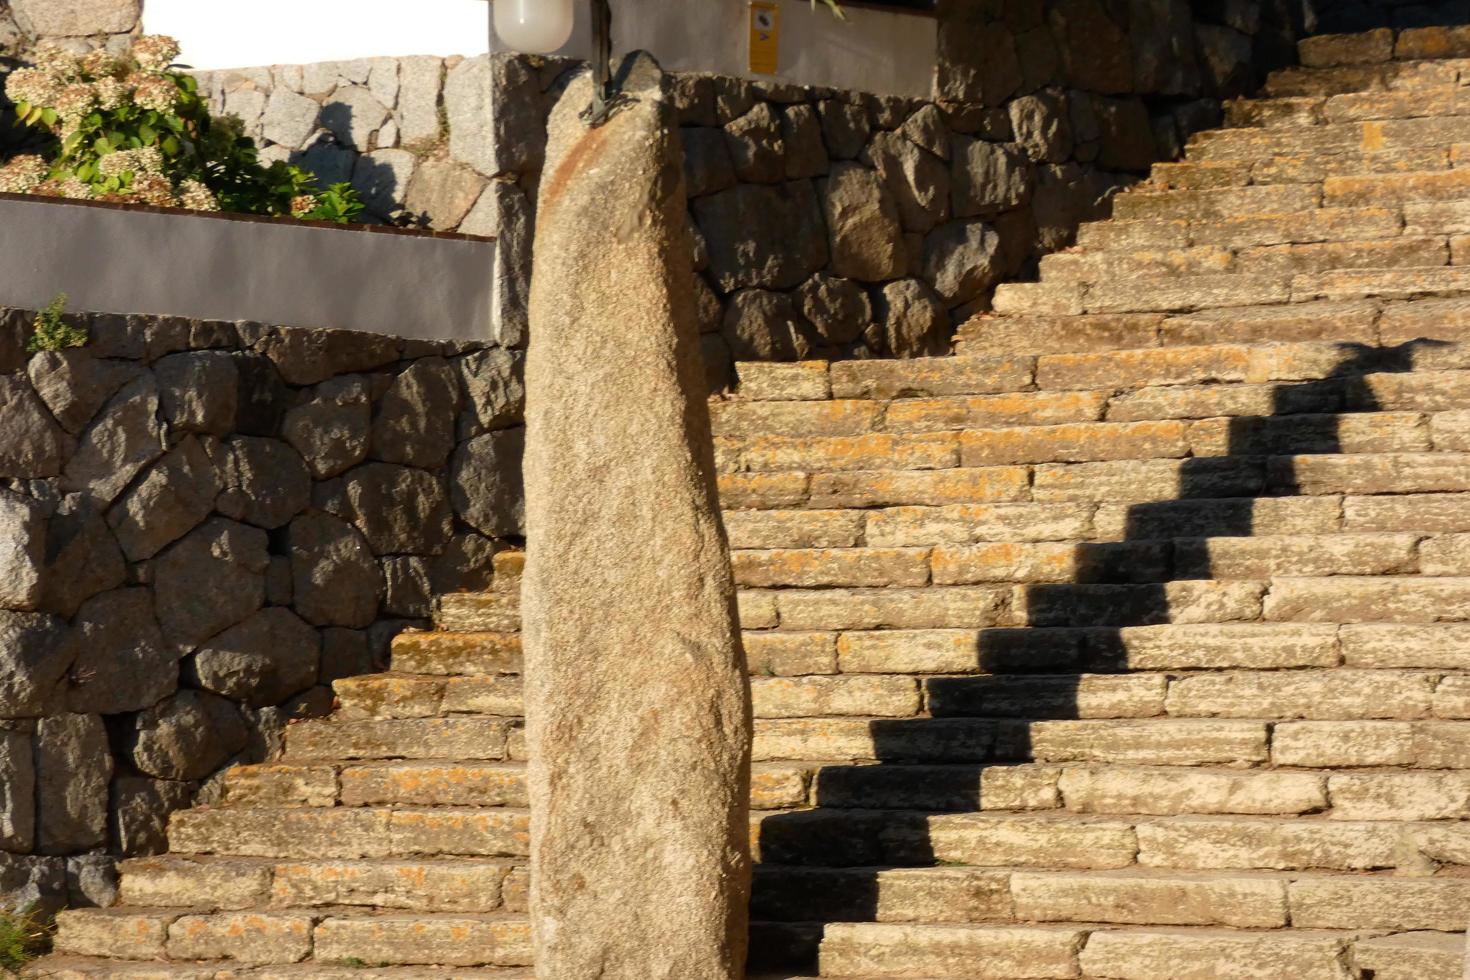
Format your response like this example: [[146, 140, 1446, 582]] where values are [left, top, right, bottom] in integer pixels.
[[0, 35, 362, 222]]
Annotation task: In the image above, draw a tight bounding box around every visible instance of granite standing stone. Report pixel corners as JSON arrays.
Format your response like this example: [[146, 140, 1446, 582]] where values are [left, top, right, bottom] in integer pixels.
[[525, 55, 752, 980]]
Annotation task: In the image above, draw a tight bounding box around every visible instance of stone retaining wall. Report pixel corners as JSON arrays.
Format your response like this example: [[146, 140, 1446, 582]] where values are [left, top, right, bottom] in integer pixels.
[[187, 1, 1310, 377], [0, 306, 525, 913]]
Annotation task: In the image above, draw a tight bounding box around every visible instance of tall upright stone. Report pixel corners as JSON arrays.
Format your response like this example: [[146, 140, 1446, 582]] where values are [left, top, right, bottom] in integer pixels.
[[523, 53, 752, 980]]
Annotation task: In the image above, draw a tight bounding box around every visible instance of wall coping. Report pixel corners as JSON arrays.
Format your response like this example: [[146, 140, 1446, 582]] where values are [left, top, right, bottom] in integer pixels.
[[0, 193, 496, 343]]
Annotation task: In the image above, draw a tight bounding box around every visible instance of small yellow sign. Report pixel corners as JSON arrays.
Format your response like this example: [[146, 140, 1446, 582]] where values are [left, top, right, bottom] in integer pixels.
[[749, 2, 780, 75]]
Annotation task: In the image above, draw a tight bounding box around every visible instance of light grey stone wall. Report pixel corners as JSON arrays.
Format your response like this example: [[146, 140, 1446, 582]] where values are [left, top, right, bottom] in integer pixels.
[[0, 0, 141, 57], [0, 305, 525, 914]]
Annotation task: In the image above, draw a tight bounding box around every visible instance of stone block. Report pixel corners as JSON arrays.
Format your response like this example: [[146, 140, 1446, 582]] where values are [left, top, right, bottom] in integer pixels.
[[1329, 772, 1470, 821], [775, 586, 1008, 631], [451, 428, 525, 539], [1290, 877, 1470, 931], [107, 436, 221, 561], [119, 855, 272, 910], [820, 922, 1086, 979], [154, 351, 238, 436], [1080, 928, 1352, 980], [1167, 669, 1434, 720], [153, 517, 268, 646], [312, 914, 532, 967], [1273, 720, 1414, 767], [112, 777, 195, 856], [1012, 871, 1287, 927], [166, 911, 313, 964], [1027, 720, 1267, 766], [0, 729, 34, 853], [129, 690, 248, 782], [270, 858, 513, 913], [35, 713, 111, 855], [0, 376, 69, 481], [1060, 766, 1326, 816], [64, 588, 175, 715], [732, 547, 930, 589], [750, 675, 919, 719]]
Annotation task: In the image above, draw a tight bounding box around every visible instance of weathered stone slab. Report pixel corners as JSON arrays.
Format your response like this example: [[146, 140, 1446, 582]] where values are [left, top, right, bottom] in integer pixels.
[[523, 56, 751, 978]]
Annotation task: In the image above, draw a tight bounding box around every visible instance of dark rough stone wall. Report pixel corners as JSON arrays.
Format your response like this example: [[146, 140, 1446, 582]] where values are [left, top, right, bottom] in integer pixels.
[[0, 306, 525, 914]]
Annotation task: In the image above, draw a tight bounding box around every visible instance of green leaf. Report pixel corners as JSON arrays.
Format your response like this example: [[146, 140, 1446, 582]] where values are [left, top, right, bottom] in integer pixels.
[[14, 101, 29, 118], [161, 135, 181, 156], [40, 108, 57, 126], [61, 131, 84, 155], [139, 124, 157, 144]]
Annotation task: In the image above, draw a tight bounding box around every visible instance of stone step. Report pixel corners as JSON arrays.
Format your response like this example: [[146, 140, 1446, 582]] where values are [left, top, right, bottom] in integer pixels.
[[720, 410, 1460, 472], [34, 957, 535, 978], [721, 381, 1470, 440], [813, 921, 1454, 979], [753, 713, 1470, 767], [282, 715, 520, 762], [1188, 114, 1470, 161], [790, 454, 1460, 511], [1111, 185, 1324, 222], [52, 907, 532, 968], [754, 808, 1469, 872], [741, 340, 1470, 409], [433, 591, 520, 633], [1226, 84, 1470, 131], [754, 865, 1470, 932], [335, 672, 522, 719], [283, 665, 1470, 739], [816, 764, 1470, 819], [167, 805, 529, 859], [955, 300, 1392, 356], [116, 853, 526, 913], [1265, 56, 1468, 97], [731, 532, 1437, 588], [388, 630, 521, 675], [340, 620, 1470, 690], [1076, 208, 1402, 251], [1040, 236, 1449, 284]]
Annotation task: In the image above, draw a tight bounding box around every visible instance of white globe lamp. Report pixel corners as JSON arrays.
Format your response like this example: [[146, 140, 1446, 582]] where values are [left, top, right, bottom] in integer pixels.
[[494, 0, 576, 54]]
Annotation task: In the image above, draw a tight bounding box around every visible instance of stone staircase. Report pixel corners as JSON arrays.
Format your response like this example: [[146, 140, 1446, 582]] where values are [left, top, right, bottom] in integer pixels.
[[32, 24, 1470, 980]]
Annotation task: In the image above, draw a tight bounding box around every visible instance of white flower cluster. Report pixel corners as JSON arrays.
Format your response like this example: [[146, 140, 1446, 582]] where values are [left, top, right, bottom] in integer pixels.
[[97, 147, 164, 179], [129, 73, 179, 113], [178, 179, 220, 212], [0, 156, 50, 195], [53, 82, 98, 123], [4, 67, 58, 108], [131, 35, 182, 72]]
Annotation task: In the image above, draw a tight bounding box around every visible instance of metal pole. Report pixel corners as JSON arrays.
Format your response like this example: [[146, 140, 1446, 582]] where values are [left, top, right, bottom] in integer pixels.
[[589, 0, 613, 124]]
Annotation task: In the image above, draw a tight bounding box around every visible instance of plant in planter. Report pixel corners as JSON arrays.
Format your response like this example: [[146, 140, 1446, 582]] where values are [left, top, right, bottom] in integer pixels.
[[0, 35, 362, 222]]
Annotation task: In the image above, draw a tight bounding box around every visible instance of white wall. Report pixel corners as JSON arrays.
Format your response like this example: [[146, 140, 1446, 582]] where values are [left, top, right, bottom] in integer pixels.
[[143, 0, 490, 69], [146, 0, 936, 98]]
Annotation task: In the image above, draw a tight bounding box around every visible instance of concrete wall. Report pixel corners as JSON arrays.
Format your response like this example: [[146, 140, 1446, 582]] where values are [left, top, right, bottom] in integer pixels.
[[547, 0, 941, 100], [0, 195, 498, 345], [0, 305, 525, 914]]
